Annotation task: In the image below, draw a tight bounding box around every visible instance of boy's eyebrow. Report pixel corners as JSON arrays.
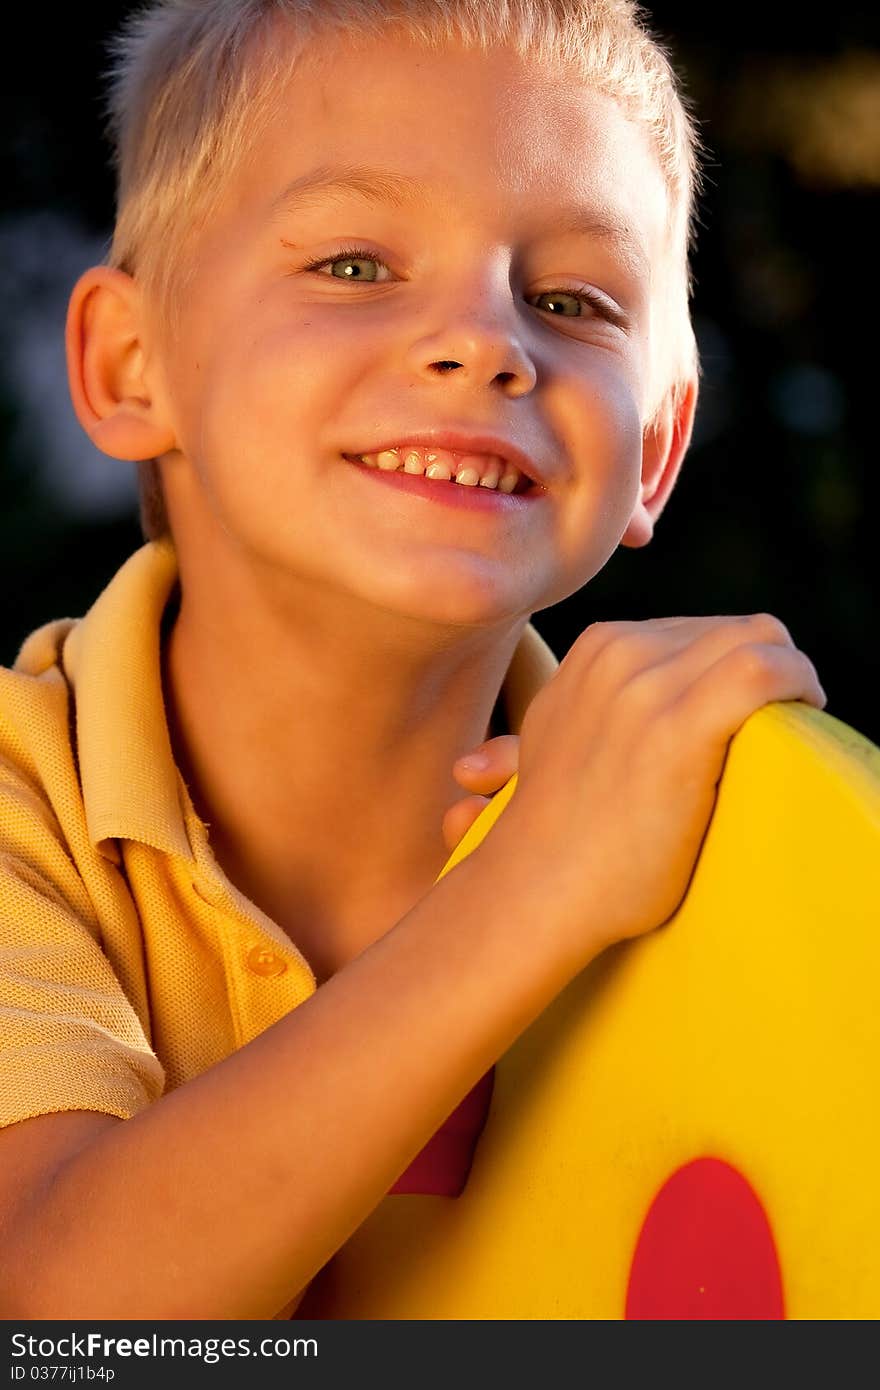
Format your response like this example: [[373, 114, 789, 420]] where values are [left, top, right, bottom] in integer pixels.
[[269, 162, 649, 277]]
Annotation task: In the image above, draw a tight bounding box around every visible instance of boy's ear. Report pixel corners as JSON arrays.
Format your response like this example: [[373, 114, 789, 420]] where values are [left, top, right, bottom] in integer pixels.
[[66, 266, 176, 461], [619, 375, 699, 549]]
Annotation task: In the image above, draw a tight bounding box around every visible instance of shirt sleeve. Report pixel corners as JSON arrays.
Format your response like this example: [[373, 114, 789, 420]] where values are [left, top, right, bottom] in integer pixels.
[[0, 756, 165, 1128]]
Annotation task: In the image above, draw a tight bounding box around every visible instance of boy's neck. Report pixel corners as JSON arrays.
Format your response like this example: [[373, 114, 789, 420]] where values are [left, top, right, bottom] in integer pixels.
[[160, 575, 526, 980]]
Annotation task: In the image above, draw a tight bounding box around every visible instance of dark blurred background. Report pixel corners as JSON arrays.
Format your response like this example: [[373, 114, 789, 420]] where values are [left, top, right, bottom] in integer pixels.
[[1, 4, 877, 739]]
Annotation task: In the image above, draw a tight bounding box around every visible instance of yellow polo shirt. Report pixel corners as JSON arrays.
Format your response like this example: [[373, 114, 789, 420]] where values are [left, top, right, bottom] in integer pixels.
[[0, 534, 558, 1136]]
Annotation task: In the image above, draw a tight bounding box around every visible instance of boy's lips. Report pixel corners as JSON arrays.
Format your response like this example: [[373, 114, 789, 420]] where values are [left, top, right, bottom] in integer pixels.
[[340, 429, 553, 491], [343, 456, 546, 512]]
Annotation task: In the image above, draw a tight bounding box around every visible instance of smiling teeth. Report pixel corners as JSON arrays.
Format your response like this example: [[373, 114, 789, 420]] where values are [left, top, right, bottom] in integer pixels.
[[355, 448, 524, 492]]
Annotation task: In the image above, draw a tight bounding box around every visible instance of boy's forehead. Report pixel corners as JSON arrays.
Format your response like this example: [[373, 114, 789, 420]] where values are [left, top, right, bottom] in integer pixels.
[[226, 26, 669, 269]]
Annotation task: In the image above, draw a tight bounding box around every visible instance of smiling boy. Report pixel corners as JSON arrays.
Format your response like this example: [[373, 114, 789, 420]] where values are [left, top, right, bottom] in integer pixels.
[[0, 0, 825, 1320]]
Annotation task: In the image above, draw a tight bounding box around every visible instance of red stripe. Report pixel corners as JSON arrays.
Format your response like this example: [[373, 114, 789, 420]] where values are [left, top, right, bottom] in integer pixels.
[[389, 1068, 495, 1196]]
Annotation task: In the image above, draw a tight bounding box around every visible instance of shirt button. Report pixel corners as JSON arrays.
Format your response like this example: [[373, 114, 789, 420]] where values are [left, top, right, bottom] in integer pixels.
[[246, 945, 288, 978]]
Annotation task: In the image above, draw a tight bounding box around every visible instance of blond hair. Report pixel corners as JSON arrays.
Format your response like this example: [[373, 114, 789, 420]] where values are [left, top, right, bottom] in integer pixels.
[[103, 0, 707, 543]]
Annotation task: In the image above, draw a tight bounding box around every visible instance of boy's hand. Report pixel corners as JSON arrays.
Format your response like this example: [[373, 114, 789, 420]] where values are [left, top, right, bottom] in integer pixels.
[[484, 614, 827, 963], [443, 736, 520, 853]]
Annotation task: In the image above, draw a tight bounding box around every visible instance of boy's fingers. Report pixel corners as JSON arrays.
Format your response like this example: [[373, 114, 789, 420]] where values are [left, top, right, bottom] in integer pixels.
[[453, 734, 520, 791], [570, 614, 813, 715], [648, 626, 825, 715], [672, 643, 827, 751], [446, 735, 520, 850], [441, 795, 491, 853]]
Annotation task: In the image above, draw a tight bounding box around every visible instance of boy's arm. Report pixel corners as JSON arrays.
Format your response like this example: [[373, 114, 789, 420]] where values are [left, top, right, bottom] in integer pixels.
[[0, 613, 824, 1320], [1, 830, 574, 1320]]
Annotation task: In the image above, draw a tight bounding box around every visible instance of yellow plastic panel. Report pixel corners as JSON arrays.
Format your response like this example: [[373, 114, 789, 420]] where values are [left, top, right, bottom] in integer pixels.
[[304, 703, 880, 1319]]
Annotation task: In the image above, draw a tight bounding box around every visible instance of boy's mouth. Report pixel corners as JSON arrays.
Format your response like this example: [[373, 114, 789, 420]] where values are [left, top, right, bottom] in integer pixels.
[[341, 446, 539, 497]]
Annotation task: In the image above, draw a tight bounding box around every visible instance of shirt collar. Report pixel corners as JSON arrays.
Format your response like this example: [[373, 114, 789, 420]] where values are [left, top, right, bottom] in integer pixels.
[[61, 536, 191, 862], [24, 538, 558, 861]]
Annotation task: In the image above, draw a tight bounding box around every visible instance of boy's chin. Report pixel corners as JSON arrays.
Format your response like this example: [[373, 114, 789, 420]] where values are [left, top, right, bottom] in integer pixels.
[[352, 571, 538, 632]]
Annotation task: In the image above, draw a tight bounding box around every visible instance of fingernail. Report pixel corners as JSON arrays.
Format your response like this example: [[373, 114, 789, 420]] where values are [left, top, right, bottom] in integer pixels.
[[455, 752, 489, 771]]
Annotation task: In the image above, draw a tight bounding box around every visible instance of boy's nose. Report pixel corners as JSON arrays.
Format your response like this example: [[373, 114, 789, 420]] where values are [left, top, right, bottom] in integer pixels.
[[406, 309, 537, 392]]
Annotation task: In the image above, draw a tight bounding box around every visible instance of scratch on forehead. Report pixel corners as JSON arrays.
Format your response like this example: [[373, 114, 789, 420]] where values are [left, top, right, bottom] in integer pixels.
[[268, 160, 651, 280]]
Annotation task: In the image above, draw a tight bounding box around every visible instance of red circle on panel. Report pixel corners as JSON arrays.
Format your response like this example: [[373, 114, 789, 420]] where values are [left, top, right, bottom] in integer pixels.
[[625, 1157, 785, 1320]]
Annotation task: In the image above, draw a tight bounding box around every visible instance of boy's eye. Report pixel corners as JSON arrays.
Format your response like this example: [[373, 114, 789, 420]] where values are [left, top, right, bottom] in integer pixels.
[[303, 248, 392, 283], [300, 246, 625, 326]]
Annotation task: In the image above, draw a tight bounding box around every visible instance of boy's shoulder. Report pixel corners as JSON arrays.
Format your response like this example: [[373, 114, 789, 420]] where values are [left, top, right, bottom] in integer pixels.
[[0, 545, 178, 1130], [0, 538, 189, 862]]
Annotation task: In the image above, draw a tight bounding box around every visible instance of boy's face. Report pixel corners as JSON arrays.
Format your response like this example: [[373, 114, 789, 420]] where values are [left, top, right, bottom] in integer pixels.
[[147, 29, 673, 625]]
